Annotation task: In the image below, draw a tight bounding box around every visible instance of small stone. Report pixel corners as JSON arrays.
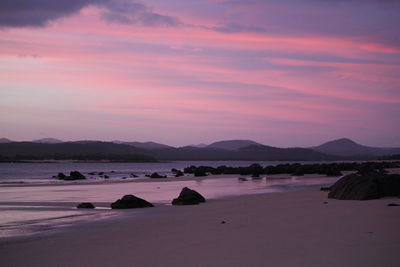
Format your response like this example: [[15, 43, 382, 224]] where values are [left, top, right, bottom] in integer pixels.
[[387, 203, 400, 207]]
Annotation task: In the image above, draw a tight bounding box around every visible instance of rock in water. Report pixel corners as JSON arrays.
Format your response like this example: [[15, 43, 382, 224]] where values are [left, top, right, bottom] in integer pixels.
[[69, 171, 86, 180], [57, 172, 67, 179], [111, 195, 154, 209], [328, 172, 400, 200], [148, 172, 166, 178], [77, 202, 95, 209], [172, 187, 206, 205]]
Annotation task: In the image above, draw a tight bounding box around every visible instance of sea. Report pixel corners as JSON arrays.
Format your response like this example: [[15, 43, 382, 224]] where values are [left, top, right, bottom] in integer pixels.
[[0, 161, 341, 239]]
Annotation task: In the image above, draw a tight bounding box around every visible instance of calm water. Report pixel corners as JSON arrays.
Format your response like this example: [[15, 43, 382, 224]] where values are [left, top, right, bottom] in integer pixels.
[[0, 161, 318, 184], [0, 161, 341, 239]]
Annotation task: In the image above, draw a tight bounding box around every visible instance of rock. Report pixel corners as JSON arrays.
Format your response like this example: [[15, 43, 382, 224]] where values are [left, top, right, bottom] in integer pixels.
[[328, 172, 400, 200], [238, 177, 248, 181], [88, 172, 97, 175], [77, 202, 95, 209], [148, 172, 166, 178], [194, 169, 207, 177], [130, 173, 138, 178], [111, 195, 154, 209], [98, 172, 104, 175], [57, 171, 86, 180], [57, 172, 67, 179], [172, 187, 206, 205], [104, 175, 109, 179], [387, 203, 400, 207], [320, 187, 331, 191], [175, 170, 184, 177], [221, 221, 226, 224], [69, 171, 86, 180]]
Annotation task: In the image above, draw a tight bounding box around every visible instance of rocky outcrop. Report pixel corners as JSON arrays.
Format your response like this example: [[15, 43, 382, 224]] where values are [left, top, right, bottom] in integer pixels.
[[146, 172, 166, 178], [77, 202, 95, 209], [111, 195, 154, 209], [328, 172, 400, 200], [172, 187, 206, 205], [57, 171, 86, 180]]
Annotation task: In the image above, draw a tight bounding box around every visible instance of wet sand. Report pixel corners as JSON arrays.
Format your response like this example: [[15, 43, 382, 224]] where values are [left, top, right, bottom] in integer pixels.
[[1, 188, 399, 267]]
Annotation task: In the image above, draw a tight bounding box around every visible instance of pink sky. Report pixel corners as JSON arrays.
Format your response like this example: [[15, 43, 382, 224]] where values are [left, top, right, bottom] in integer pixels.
[[1, 0, 399, 147]]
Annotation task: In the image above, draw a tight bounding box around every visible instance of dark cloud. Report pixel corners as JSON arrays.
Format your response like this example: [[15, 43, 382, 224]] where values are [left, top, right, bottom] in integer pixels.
[[101, 0, 180, 27], [0, 0, 180, 28], [0, 0, 106, 27]]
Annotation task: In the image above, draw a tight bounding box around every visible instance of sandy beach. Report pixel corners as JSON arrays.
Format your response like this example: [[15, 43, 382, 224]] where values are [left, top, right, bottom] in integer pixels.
[[1, 187, 399, 267]]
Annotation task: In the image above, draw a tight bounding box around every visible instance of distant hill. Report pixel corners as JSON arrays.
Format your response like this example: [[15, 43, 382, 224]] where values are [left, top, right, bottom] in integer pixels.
[[207, 140, 262, 151], [1, 138, 399, 162], [235, 145, 336, 161], [32, 138, 63, 144], [311, 138, 400, 158], [141, 144, 337, 161], [189, 143, 208, 148], [121, 141, 173, 150], [0, 138, 12, 143], [0, 141, 156, 162]]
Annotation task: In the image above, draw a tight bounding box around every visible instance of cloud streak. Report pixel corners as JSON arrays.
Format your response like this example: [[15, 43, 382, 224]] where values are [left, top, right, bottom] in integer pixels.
[[0, 0, 180, 28]]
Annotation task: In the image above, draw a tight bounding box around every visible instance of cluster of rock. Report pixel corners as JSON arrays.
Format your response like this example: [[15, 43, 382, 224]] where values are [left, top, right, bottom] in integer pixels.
[[57, 171, 86, 180], [183, 161, 400, 177], [325, 171, 400, 200], [77, 187, 206, 209], [145, 172, 167, 178]]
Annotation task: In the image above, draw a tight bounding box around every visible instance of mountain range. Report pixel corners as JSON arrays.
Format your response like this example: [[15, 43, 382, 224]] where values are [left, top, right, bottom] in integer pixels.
[[0, 138, 399, 162]]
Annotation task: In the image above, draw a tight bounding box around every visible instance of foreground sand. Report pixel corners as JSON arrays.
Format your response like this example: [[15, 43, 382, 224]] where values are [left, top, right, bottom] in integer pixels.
[[1, 188, 399, 267]]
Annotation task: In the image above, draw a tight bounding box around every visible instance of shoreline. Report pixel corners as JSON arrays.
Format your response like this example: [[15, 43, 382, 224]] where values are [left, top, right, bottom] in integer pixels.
[[1, 187, 399, 267]]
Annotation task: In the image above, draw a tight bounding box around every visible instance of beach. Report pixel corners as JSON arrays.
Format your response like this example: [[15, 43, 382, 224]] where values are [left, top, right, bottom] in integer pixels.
[[1, 185, 399, 267]]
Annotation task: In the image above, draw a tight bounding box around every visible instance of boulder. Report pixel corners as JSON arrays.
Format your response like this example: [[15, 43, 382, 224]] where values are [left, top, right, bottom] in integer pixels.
[[77, 202, 95, 209], [147, 172, 166, 178], [111, 195, 154, 209], [69, 171, 86, 180], [57, 172, 67, 179], [57, 171, 86, 180], [172, 187, 206, 205], [328, 172, 400, 200], [175, 170, 184, 177]]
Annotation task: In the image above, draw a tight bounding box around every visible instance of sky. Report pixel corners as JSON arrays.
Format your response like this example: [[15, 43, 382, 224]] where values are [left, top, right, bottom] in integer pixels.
[[1, 0, 400, 147]]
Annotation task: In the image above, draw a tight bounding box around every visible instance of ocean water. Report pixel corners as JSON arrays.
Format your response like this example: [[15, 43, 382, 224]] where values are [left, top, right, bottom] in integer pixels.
[[0, 161, 341, 239], [0, 161, 316, 184]]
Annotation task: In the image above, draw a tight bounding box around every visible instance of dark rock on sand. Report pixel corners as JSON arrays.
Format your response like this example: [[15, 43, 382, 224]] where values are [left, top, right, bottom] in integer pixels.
[[387, 203, 400, 207], [172, 187, 206, 205], [77, 202, 95, 209], [320, 187, 331, 191], [111, 195, 154, 209], [328, 172, 400, 200], [238, 177, 248, 181]]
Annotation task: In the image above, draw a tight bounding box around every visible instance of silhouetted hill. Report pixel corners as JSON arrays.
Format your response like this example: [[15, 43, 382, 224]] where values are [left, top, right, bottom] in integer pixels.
[[235, 145, 336, 161], [0, 138, 12, 143], [32, 138, 63, 144], [207, 140, 261, 151], [0, 142, 156, 162], [311, 138, 400, 158], [121, 141, 173, 150], [142, 144, 337, 161]]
